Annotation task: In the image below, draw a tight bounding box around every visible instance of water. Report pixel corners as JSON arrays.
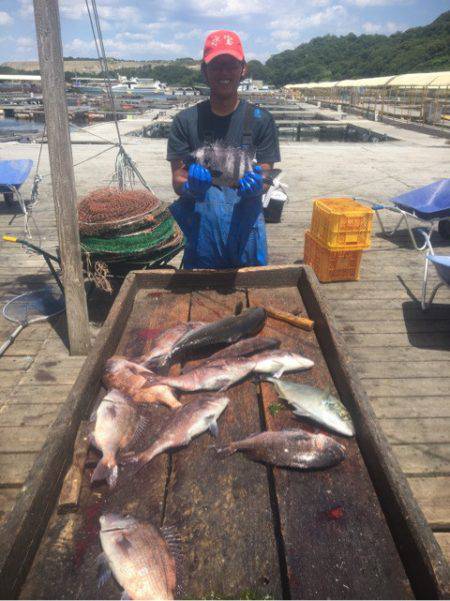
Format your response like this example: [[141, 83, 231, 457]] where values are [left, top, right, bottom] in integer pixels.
[[0, 117, 45, 134]]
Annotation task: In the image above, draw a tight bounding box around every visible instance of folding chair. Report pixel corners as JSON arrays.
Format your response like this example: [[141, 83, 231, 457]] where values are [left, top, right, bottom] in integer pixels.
[[371, 179, 450, 250], [420, 230, 450, 310]]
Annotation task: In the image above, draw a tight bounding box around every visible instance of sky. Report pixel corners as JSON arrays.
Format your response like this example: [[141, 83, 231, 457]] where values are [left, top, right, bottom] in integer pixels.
[[0, 0, 448, 64]]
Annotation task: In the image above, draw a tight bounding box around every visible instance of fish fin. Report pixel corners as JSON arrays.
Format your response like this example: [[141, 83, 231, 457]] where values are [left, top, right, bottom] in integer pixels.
[[91, 459, 118, 489], [214, 444, 237, 457], [125, 415, 151, 451], [96, 553, 112, 589], [160, 525, 183, 556], [89, 408, 97, 423], [121, 590, 132, 600], [209, 420, 219, 438], [272, 367, 285, 379]]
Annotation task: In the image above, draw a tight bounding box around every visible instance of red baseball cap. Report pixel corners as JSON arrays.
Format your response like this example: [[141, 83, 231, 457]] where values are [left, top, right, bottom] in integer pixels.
[[203, 30, 245, 64]]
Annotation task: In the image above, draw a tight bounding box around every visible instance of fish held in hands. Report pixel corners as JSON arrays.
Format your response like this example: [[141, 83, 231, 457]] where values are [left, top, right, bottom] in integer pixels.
[[216, 429, 346, 470], [170, 307, 267, 360], [98, 513, 177, 600], [188, 141, 255, 188], [90, 389, 149, 488], [269, 379, 355, 437], [182, 336, 281, 373], [122, 394, 229, 470]]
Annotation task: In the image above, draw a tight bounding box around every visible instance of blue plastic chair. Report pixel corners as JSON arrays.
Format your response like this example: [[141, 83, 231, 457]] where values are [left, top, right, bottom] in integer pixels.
[[371, 179, 450, 250], [420, 230, 450, 310], [0, 159, 33, 205]]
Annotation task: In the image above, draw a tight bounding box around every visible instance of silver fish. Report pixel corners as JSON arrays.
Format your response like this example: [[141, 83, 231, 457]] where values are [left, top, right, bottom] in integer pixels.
[[253, 350, 314, 377], [139, 321, 205, 368], [123, 394, 229, 470], [216, 429, 346, 469], [182, 336, 281, 373], [99, 513, 177, 600], [269, 379, 355, 437], [90, 389, 148, 488], [189, 141, 255, 188], [159, 350, 313, 393]]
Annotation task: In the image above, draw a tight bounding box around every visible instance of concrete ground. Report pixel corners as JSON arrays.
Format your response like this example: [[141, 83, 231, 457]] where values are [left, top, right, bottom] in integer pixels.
[[0, 104, 449, 565]]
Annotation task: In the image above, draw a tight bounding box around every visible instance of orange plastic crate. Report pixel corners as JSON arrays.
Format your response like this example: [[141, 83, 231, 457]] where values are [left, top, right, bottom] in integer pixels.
[[304, 230, 362, 282], [310, 197, 373, 250]]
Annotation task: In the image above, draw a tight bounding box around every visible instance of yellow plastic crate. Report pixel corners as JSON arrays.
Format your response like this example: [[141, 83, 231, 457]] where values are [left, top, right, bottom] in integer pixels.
[[311, 197, 373, 250], [304, 230, 362, 282]]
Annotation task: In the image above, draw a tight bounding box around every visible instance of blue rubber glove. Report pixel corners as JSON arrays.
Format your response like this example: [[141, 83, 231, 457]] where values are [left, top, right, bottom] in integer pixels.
[[182, 163, 212, 200], [238, 165, 264, 199]]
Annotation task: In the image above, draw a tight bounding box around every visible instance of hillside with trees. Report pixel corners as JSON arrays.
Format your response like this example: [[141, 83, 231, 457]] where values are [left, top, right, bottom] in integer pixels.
[[262, 10, 450, 85]]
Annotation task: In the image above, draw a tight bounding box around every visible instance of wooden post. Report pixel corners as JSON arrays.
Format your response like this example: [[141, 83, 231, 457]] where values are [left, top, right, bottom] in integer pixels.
[[33, 0, 91, 355]]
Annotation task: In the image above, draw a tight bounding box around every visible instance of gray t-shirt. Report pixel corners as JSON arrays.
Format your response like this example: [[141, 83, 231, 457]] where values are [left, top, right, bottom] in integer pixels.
[[166, 99, 281, 164]]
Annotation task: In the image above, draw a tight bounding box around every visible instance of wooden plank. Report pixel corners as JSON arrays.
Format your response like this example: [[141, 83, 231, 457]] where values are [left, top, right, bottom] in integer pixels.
[[393, 444, 450, 476], [343, 332, 450, 349], [248, 286, 413, 600], [20, 291, 191, 599], [379, 419, 450, 445], [333, 308, 450, 322], [163, 290, 283, 600], [408, 477, 450, 529], [0, 357, 34, 371], [0, 427, 51, 453], [0, 454, 37, 487], [57, 421, 91, 513], [435, 533, 450, 565], [341, 321, 450, 335], [372, 396, 450, 419], [348, 346, 450, 363], [362, 379, 450, 397], [5, 385, 70, 405], [0, 404, 61, 427], [298, 266, 450, 599], [354, 361, 449, 379]]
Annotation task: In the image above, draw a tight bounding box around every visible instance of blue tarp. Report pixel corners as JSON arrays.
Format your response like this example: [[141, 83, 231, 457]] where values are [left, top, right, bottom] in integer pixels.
[[0, 159, 33, 193], [393, 179, 450, 220]]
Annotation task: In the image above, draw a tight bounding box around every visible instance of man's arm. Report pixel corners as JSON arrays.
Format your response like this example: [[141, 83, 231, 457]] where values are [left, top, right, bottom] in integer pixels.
[[170, 159, 188, 196]]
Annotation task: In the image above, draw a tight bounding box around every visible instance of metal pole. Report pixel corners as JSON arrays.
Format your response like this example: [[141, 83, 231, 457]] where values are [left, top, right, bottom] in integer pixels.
[[33, 0, 91, 355]]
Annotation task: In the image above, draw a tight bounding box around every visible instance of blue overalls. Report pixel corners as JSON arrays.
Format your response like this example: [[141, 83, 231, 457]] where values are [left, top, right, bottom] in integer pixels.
[[169, 102, 268, 270]]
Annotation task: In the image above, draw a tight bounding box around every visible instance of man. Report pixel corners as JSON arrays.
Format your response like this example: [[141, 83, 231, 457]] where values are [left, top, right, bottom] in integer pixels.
[[167, 30, 280, 269]]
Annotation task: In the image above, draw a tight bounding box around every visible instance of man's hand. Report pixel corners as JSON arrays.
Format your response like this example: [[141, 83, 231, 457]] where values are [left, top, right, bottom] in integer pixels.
[[238, 165, 263, 200], [182, 163, 212, 200]]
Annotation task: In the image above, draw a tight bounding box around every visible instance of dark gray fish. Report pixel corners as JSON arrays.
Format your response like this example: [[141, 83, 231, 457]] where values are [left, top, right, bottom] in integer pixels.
[[189, 141, 255, 188], [99, 513, 177, 600], [122, 394, 229, 470], [216, 429, 346, 469], [182, 336, 281, 373], [170, 307, 266, 360], [90, 389, 148, 488]]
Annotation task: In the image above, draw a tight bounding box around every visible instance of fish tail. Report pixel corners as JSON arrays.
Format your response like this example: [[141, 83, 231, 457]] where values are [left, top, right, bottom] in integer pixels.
[[214, 443, 237, 457], [91, 458, 118, 488]]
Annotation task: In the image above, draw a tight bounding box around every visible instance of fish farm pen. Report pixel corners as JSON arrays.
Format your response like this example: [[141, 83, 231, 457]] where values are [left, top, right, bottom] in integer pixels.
[[287, 71, 450, 129]]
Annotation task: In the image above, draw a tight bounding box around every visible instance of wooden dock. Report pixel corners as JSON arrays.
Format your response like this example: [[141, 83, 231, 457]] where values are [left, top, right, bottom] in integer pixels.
[[0, 110, 449, 575]]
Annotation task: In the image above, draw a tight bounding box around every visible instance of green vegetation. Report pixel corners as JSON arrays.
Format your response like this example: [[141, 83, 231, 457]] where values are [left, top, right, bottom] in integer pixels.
[[264, 10, 450, 85]]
